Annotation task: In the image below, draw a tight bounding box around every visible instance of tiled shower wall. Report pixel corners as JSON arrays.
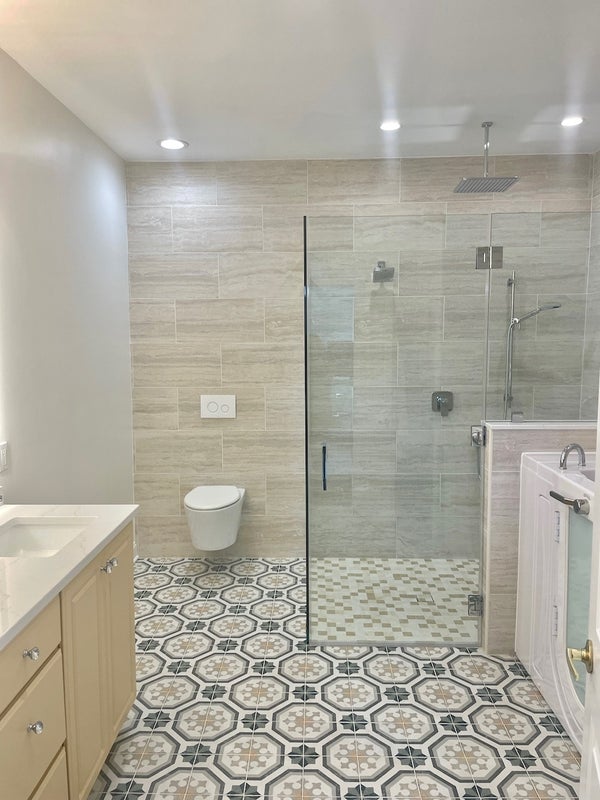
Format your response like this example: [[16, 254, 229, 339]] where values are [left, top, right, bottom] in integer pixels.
[[583, 151, 600, 417], [126, 155, 595, 558]]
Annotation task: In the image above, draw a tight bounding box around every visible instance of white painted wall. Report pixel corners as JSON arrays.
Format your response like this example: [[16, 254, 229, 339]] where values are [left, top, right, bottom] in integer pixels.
[[0, 50, 133, 503]]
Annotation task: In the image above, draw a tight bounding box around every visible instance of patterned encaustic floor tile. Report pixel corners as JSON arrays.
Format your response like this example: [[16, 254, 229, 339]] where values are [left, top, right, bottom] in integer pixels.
[[88, 557, 580, 800], [309, 558, 480, 643]]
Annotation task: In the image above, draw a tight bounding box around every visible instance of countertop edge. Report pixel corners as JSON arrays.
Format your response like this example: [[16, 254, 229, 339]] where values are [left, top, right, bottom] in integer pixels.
[[0, 505, 138, 650]]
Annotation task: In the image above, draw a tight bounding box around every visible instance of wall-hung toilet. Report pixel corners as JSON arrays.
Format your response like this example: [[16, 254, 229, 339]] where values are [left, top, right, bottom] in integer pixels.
[[184, 485, 245, 551]]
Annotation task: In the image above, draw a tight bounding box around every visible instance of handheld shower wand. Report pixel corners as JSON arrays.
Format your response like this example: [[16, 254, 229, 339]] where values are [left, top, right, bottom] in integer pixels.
[[503, 302, 562, 420]]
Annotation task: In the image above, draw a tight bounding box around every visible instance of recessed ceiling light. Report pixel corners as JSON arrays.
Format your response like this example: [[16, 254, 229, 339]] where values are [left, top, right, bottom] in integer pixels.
[[380, 120, 401, 131], [561, 116, 583, 127], [159, 138, 189, 150]]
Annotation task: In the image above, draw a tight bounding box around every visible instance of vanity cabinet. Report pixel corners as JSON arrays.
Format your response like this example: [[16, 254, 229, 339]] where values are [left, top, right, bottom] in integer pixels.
[[61, 523, 135, 800], [0, 599, 66, 800]]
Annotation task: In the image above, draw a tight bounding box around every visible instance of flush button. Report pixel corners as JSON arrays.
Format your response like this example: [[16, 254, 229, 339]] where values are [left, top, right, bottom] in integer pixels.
[[201, 395, 236, 419]]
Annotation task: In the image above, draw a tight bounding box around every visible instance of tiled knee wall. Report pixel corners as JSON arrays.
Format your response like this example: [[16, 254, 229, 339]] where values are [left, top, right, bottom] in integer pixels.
[[482, 423, 597, 654]]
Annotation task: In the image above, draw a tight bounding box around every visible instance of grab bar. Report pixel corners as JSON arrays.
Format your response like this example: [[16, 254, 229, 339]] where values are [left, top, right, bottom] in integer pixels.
[[322, 443, 327, 491], [549, 490, 590, 516]]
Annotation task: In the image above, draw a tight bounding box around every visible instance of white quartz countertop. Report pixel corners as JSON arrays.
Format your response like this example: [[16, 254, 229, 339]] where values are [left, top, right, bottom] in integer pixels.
[[0, 504, 138, 649]]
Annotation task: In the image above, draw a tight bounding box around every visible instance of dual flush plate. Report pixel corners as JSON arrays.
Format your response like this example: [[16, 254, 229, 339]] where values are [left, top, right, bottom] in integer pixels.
[[200, 395, 236, 419]]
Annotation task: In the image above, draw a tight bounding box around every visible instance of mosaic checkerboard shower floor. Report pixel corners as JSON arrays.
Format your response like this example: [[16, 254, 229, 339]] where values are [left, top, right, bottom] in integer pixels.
[[309, 558, 480, 643], [89, 557, 580, 800]]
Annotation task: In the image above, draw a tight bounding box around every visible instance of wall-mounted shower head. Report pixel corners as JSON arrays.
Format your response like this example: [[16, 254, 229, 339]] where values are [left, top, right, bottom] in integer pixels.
[[513, 302, 562, 325], [373, 260, 395, 283]]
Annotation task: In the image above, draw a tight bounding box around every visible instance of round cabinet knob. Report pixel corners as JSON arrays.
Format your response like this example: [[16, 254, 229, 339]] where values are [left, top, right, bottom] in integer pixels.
[[109, 557, 119, 569], [101, 562, 113, 574], [23, 646, 40, 661], [27, 721, 44, 735]]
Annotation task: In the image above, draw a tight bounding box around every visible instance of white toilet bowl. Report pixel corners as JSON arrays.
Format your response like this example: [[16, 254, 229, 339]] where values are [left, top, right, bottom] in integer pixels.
[[184, 485, 245, 551]]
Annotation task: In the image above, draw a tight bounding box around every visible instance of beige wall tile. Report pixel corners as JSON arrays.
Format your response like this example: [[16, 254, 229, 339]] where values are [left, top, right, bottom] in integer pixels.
[[311, 512, 395, 557], [132, 388, 179, 430], [263, 204, 353, 251], [491, 212, 541, 246], [132, 342, 222, 386], [396, 429, 478, 474], [307, 252, 399, 295], [266, 473, 305, 516], [352, 343, 398, 386], [540, 211, 591, 248], [353, 386, 436, 431], [494, 154, 591, 202], [308, 159, 400, 204], [127, 206, 172, 253], [501, 247, 588, 294], [483, 593, 517, 655], [354, 214, 445, 250], [219, 253, 303, 299], [355, 296, 444, 342], [266, 298, 304, 342], [223, 431, 304, 472], [398, 250, 488, 296], [129, 254, 219, 301], [176, 298, 265, 343], [135, 515, 196, 558], [307, 216, 354, 251], [217, 160, 307, 205], [130, 300, 176, 341], [397, 341, 484, 387], [443, 297, 488, 340], [126, 163, 217, 205], [265, 385, 305, 431], [172, 206, 263, 252], [221, 344, 303, 384], [354, 202, 446, 216], [178, 386, 266, 431], [445, 214, 490, 248], [135, 430, 223, 473], [440, 474, 481, 515], [134, 474, 181, 516]]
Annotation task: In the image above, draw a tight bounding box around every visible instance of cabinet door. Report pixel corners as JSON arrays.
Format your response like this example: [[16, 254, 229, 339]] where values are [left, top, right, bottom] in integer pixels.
[[103, 525, 136, 743], [61, 553, 106, 800]]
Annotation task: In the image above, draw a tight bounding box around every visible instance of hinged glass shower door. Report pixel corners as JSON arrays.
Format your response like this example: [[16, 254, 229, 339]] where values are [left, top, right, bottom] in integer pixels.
[[305, 213, 491, 645]]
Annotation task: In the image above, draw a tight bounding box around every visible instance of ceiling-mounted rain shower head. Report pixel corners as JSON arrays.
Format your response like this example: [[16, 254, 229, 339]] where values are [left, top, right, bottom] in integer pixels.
[[454, 122, 519, 194]]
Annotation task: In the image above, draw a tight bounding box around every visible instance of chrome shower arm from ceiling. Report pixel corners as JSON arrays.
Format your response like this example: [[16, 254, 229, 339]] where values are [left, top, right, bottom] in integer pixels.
[[482, 121, 492, 178]]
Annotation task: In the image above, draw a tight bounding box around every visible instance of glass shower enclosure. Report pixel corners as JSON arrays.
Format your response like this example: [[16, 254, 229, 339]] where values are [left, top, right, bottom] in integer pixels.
[[305, 209, 591, 646]]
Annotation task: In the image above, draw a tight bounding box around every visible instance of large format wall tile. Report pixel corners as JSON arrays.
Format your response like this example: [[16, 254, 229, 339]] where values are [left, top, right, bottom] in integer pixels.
[[126, 163, 217, 205], [172, 206, 263, 251], [219, 252, 303, 299], [127, 155, 595, 565], [129, 254, 219, 300], [217, 160, 307, 205], [307, 159, 400, 204], [176, 298, 265, 342]]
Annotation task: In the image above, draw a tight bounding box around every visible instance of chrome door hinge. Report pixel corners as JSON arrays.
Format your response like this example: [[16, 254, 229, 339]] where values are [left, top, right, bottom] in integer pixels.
[[471, 425, 486, 448], [468, 594, 484, 617], [476, 246, 504, 270]]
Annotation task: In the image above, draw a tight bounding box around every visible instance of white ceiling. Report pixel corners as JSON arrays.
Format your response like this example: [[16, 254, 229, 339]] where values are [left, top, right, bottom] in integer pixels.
[[1, 0, 600, 161]]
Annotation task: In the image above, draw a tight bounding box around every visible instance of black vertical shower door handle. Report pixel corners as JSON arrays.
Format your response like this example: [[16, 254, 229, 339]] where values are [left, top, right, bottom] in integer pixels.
[[322, 444, 327, 491]]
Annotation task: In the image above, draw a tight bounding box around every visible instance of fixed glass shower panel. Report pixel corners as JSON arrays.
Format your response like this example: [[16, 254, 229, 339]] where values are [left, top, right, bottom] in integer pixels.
[[486, 211, 593, 422], [305, 214, 491, 644]]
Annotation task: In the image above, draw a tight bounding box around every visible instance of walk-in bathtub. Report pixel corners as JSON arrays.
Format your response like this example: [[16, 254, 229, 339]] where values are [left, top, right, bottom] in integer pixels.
[[516, 451, 595, 751]]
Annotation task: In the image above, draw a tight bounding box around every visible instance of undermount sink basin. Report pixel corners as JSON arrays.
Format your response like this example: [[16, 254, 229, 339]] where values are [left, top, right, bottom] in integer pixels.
[[581, 467, 596, 482], [0, 516, 96, 558]]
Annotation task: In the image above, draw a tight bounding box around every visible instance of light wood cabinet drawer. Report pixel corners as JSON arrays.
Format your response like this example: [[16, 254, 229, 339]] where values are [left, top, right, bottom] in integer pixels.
[[0, 595, 61, 714], [30, 748, 68, 800], [0, 650, 66, 800]]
